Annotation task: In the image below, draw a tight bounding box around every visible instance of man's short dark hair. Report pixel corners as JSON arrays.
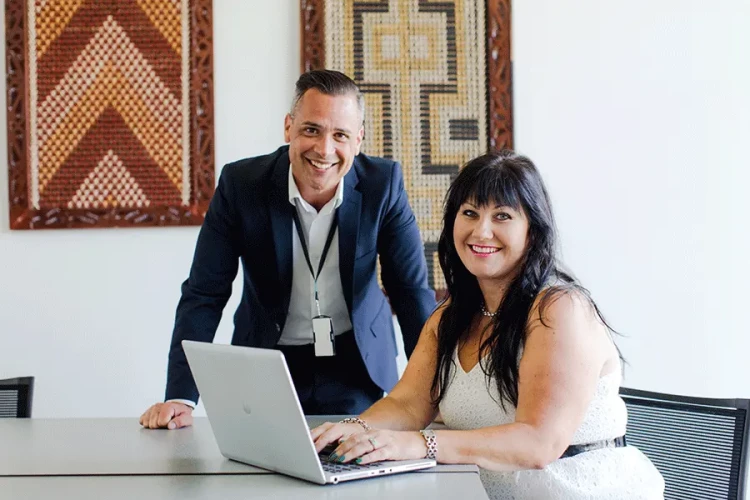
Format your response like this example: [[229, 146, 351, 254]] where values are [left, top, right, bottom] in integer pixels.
[[290, 70, 365, 123]]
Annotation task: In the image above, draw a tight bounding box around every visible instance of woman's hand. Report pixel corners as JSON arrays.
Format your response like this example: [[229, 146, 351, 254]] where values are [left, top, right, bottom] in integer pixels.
[[327, 429, 429, 465], [310, 422, 368, 453]]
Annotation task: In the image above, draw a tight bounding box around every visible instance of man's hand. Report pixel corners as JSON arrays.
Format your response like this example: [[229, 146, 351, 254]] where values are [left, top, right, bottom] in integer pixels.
[[139, 402, 193, 430]]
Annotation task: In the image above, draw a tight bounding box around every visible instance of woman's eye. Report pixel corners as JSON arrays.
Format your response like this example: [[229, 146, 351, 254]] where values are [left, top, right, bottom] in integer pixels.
[[495, 212, 510, 221], [462, 209, 477, 217]]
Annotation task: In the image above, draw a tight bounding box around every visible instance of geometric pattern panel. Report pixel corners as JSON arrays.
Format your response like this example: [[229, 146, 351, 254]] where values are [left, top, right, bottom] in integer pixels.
[[68, 150, 150, 209], [5, 0, 215, 229], [301, 0, 513, 290]]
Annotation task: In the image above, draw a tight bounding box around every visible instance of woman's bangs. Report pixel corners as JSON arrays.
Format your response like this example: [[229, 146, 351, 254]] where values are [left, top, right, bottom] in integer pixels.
[[457, 166, 522, 211]]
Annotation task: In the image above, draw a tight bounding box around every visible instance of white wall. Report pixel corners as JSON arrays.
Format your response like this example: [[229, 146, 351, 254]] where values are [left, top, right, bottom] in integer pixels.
[[1, 0, 747, 418], [0, 0, 300, 417], [512, 0, 750, 397]]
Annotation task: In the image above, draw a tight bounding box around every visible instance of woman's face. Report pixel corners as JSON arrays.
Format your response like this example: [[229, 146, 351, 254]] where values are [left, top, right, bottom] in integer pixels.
[[452, 199, 530, 287]]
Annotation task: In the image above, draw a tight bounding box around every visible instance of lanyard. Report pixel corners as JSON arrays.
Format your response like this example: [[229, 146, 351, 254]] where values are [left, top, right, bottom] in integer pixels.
[[291, 208, 339, 316]]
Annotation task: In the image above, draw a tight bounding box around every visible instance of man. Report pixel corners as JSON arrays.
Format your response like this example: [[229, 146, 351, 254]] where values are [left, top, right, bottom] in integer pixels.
[[140, 70, 436, 429]]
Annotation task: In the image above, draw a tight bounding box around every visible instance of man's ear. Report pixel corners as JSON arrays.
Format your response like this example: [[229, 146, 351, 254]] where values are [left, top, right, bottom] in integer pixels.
[[354, 126, 365, 155], [284, 114, 293, 143]]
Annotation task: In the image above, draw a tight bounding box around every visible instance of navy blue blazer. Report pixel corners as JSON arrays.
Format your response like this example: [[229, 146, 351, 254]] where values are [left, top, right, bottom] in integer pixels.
[[165, 146, 437, 403]]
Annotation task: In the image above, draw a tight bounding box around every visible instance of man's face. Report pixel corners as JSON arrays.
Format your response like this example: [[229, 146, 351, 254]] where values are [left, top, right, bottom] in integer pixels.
[[284, 89, 364, 203]]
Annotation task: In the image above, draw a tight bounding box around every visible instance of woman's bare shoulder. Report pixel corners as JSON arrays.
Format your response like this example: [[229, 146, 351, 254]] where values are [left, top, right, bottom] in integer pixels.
[[528, 285, 596, 329], [526, 285, 616, 363], [426, 299, 450, 337]]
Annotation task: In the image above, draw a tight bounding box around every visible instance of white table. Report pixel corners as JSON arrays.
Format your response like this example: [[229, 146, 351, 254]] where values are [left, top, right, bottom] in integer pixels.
[[0, 418, 262, 475], [0, 418, 488, 499], [0, 472, 487, 500]]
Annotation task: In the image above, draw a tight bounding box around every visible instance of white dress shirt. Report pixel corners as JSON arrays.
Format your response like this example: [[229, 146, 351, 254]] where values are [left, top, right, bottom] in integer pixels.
[[278, 165, 353, 345], [169, 167, 354, 407]]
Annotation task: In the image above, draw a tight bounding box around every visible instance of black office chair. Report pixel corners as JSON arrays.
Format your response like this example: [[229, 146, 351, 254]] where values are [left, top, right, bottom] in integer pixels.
[[0, 376, 34, 418], [621, 387, 750, 500]]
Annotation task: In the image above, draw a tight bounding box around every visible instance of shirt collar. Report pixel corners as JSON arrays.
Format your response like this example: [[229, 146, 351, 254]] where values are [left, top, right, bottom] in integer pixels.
[[288, 164, 345, 214]]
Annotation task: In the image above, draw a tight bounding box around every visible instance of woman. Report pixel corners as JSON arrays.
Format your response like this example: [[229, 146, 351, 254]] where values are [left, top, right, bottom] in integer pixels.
[[311, 150, 664, 499]]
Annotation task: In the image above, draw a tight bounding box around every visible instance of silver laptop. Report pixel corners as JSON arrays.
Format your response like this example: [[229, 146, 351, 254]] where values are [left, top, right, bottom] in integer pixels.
[[182, 340, 436, 484]]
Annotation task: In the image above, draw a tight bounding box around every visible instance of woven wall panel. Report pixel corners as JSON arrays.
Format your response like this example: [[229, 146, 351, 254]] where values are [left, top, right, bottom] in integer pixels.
[[5, 0, 215, 229], [301, 0, 512, 290]]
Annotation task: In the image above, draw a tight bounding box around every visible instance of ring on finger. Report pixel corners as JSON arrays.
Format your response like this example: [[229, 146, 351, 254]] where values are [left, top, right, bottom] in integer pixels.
[[368, 436, 379, 451]]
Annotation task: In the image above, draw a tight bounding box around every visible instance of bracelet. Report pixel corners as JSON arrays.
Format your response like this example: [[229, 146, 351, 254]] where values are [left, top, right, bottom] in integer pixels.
[[339, 417, 371, 432], [419, 429, 438, 460]]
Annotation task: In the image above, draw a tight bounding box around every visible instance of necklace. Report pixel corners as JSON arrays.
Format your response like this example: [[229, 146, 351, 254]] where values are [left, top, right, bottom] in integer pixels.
[[480, 303, 497, 317]]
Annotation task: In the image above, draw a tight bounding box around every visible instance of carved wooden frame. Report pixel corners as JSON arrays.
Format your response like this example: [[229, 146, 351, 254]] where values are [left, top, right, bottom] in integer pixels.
[[5, 0, 215, 229], [300, 0, 513, 150]]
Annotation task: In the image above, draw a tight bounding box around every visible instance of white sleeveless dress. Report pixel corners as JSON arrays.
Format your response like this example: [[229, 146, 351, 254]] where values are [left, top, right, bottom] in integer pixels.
[[439, 351, 665, 500]]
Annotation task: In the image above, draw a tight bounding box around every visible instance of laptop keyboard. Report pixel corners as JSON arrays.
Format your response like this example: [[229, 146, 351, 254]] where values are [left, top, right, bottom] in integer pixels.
[[319, 455, 385, 473]]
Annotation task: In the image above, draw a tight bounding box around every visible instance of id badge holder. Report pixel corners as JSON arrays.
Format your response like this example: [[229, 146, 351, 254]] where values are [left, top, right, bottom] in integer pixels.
[[312, 315, 336, 357]]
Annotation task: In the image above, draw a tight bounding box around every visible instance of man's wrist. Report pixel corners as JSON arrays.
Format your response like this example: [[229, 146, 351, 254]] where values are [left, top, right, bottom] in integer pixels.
[[166, 399, 196, 409]]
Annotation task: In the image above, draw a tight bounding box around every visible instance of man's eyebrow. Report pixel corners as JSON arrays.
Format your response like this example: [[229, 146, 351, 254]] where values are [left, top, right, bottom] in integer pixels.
[[300, 122, 353, 135]]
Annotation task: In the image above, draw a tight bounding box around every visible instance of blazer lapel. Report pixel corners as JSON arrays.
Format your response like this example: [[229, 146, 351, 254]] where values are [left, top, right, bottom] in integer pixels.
[[338, 166, 361, 315], [268, 156, 293, 318]]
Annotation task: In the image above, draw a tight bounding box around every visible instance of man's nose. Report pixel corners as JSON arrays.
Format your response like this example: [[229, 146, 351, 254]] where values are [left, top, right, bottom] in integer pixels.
[[314, 134, 335, 158]]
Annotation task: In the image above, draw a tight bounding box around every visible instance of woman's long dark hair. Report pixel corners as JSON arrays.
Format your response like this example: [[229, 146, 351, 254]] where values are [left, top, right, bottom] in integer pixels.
[[431, 150, 617, 409]]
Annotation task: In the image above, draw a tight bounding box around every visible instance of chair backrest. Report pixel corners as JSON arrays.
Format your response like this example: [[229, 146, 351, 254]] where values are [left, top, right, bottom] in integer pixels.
[[621, 387, 750, 500], [0, 377, 34, 418]]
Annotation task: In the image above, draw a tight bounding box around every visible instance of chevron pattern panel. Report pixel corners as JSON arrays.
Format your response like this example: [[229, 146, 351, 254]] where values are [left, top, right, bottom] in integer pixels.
[[301, 0, 512, 291], [5, 0, 215, 229]]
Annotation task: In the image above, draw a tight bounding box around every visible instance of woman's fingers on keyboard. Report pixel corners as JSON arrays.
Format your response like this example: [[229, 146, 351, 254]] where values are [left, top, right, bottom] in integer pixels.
[[312, 423, 364, 453], [310, 421, 335, 440], [311, 422, 338, 452]]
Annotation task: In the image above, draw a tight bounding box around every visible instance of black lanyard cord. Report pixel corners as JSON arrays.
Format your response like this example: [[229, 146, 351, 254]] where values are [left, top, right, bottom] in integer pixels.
[[291, 207, 339, 315]]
